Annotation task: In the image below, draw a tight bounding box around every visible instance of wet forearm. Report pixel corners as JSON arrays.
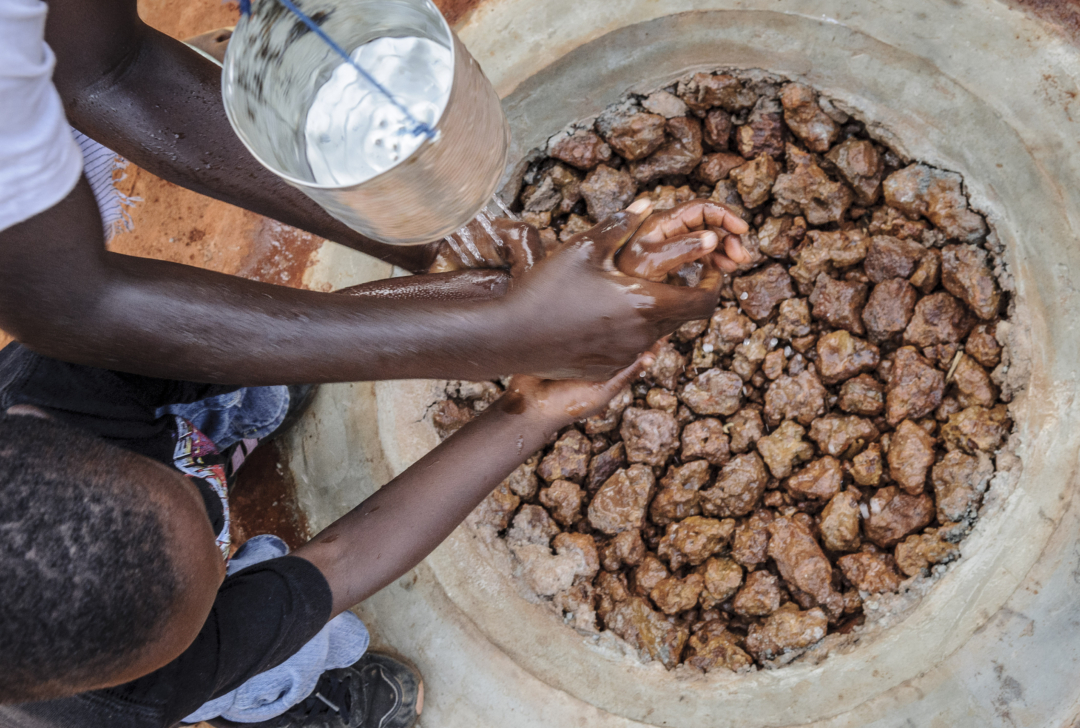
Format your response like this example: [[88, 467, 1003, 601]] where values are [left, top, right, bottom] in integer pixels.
[[47, 3, 432, 271], [294, 403, 556, 616]]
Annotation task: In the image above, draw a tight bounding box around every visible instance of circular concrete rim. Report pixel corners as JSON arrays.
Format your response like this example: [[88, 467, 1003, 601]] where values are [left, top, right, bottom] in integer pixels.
[[287, 1, 1080, 726]]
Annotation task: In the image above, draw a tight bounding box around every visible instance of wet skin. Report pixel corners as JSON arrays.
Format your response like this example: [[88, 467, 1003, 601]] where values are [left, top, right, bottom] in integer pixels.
[[0, 0, 748, 385]]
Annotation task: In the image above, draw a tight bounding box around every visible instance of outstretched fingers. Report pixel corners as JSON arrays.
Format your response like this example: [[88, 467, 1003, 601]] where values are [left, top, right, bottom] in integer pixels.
[[578, 198, 655, 265], [615, 231, 719, 281]]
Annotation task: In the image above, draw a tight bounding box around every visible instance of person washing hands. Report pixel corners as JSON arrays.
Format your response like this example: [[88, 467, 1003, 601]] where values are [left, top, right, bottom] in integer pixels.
[[0, 0, 750, 388], [0, 334, 657, 728]]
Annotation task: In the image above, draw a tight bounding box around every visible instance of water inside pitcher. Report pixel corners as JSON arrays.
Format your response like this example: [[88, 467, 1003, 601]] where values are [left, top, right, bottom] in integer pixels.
[[221, 0, 510, 245]]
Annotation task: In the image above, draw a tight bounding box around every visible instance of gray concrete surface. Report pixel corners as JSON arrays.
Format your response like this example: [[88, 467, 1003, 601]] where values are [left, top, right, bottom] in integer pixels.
[[284, 1, 1080, 724]]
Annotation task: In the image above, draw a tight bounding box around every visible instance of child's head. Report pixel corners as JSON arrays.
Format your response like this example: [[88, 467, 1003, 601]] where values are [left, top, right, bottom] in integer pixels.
[[0, 410, 226, 704]]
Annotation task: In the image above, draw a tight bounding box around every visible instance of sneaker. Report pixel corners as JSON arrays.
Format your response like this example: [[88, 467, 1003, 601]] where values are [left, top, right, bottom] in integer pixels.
[[207, 652, 423, 728]]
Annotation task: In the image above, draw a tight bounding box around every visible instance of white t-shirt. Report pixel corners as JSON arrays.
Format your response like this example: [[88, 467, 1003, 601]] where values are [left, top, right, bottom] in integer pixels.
[[0, 0, 85, 232]]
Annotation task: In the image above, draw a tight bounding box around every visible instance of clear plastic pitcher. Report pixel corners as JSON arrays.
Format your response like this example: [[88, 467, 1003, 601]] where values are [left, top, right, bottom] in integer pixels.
[[221, 0, 510, 245]]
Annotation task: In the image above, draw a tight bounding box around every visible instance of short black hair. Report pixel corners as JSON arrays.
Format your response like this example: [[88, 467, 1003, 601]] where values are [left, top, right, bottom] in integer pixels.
[[0, 412, 179, 704]]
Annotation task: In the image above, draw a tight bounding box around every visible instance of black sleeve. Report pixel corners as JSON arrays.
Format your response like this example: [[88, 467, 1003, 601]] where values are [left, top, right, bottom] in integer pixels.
[[107, 555, 334, 726], [0, 343, 241, 462], [0, 556, 334, 728]]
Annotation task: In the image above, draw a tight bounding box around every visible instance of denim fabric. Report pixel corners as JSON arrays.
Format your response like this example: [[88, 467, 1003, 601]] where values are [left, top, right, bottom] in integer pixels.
[[157, 386, 290, 450], [183, 536, 370, 724]]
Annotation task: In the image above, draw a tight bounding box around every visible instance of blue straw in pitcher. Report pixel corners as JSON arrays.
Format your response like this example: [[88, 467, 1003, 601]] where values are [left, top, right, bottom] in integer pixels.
[[238, 0, 438, 140]]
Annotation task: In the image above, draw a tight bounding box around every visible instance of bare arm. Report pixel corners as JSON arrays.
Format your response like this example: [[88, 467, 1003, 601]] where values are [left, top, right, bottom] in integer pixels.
[[44, 0, 433, 271], [292, 360, 651, 616]]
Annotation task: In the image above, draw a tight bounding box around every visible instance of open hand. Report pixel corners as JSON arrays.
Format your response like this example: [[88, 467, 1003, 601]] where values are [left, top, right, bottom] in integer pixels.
[[616, 199, 750, 279], [501, 198, 749, 380]]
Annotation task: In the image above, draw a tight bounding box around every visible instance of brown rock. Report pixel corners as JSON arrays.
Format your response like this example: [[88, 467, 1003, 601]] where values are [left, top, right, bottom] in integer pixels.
[[680, 369, 744, 416], [886, 347, 946, 426], [837, 552, 902, 593], [604, 596, 689, 669], [620, 407, 680, 466], [694, 152, 745, 185], [772, 145, 853, 225], [864, 235, 926, 284], [559, 213, 593, 242], [703, 108, 734, 149], [757, 420, 815, 479], [952, 354, 998, 408], [870, 205, 932, 241], [758, 215, 808, 259], [507, 505, 560, 546], [731, 509, 774, 567], [584, 386, 632, 435], [706, 306, 757, 355], [768, 517, 844, 616], [600, 529, 647, 572], [651, 574, 705, 614], [701, 452, 770, 517], [646, 388, 679, 414], [710, 180, 749, 221], [810, 274, 869, 335], [588, 464, 657, 534], [698, 557, 744, 607], [631, 554, 671, 597], [776, 298, 813, 340], [681, 418, 732, 466], [850, 443, 884, 486], [733, 263, 796, 322], [786, 456, 845, 501], [909, 247, 942, 294], [932, 450, 994, 523], [789, 229, 870, 290], [895, 531, 960, 577], [780, 83, 840, 153], [503, 457, 540, 500], [645, 339, 688, 391], [685, 623, 754, 673], [658, 516, 736, 569], [539, 479, 585, 526], [966, 324, 1002, 368], [882, 164, 987, 243], [596, 111, 667, 161], [732, 570, 783, 617], [826, 139, 884, 205], [819, 491, 862, 552], [887, 420, 937, 495], [678, 72, 758, 113], [630, 117, 704, 183], [839, 374, 885, 416], [722, 411, 759, 455], [864, 486, 935, 547], [432, 399, 475, 437], [650, 460, 711, 526], [763, 349, 787, 380], [471, 482, 521, 530], [941, 405, 1010, 454], [580, 165, 637, 221], [746, 605, 827, 660], [538, 429, 592, 482], [553, 532, 600, 577], [904, 292, 973, 348], [816, 330, 881, 384], [731, 153, 780, 208], [863, 278, 918, 343], [587, 441, 627, 491], [941, 244, 1001, 320], [764, 370, 828, 426], [736, 98, 786, 160], [550, 129, 613, 170]]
